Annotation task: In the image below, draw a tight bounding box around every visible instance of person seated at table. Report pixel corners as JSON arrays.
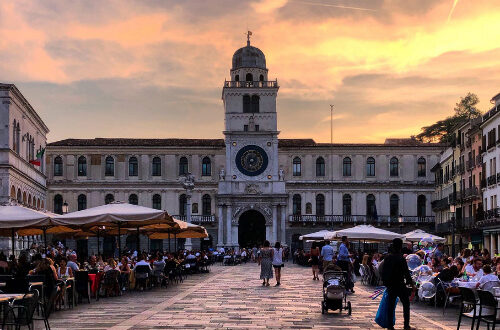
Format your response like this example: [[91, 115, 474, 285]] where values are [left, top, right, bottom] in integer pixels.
[[453, 258, 465, 276], [32, 258, 59, 312], [67, 254, 79, 273], [57, 257, 73, 278], [85, 256, 99, 273], [104, 258, 118, 272], [465, 258, 484, 280], [435, 265, 459, 283], [97, 256, 105, 269], [134, 254, 152, 271], [430, 257, 442, 273], [13, 253, 31, 279], [118, 256, 131, 291], [476, 265, 499, 289]]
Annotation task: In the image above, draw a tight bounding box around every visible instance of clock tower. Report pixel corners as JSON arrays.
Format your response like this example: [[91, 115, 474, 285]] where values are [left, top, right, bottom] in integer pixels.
[[217, 33, 287, 248]]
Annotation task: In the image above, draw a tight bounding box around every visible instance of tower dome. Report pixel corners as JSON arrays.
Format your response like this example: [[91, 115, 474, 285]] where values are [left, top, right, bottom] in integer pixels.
[[232, 39, 266, 70]]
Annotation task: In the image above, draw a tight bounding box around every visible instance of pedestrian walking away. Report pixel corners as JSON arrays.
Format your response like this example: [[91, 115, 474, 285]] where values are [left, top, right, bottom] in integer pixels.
[[310, 242, 320, 280], [259, 240, 274, 286], [321, 240, 334, 271], [272, 241, 284, 286], [336, 236, 354, 292], [381, 238, 416, 330]]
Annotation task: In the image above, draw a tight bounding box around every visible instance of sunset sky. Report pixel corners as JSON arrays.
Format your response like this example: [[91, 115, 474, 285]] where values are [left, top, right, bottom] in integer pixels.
[[1, 0, 499, 143]]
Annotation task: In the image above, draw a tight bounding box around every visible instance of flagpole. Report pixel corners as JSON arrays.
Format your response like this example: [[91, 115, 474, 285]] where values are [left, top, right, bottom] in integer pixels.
[[330, 105, 334, 230]]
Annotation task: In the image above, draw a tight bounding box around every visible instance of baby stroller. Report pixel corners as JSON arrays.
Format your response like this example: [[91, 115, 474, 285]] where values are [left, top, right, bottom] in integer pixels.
[[322, 270, 352, 315]]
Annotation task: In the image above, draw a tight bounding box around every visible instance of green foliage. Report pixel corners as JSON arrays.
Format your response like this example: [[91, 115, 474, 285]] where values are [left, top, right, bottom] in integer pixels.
[[416, 93, 481, 143]]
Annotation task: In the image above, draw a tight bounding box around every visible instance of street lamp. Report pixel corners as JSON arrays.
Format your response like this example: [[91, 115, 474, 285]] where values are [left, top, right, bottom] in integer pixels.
[[398, 214, 403, 234], [450, 204, 456, 257], [62, 201, 69, 214], [181, 173, 195, 250]]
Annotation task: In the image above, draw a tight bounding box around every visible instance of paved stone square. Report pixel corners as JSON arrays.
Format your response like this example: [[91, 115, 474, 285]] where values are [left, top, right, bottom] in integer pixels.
[[44, 263, 467, 329]]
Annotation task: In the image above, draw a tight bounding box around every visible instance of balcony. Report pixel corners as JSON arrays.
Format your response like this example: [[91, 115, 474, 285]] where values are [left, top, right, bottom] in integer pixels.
[[487, 174, 497, 186], [223, 80, 279, 88], [476, 155, 483, 166], [431, 197, 450, 211], [436, 221, 451, 233], [481, 179, 487, 189], [174, 215, 216, 224], [477, 208, 500, 227], [288, 215, 435, 225], [463, 186, 480, 200], [456, 163, 465, 176], [466, 159, 475, 170]]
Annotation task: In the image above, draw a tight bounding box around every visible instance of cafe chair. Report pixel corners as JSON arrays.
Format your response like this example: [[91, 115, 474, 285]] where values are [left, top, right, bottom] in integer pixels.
[[476, 289, 500, 330], [457, 287, 479, 330], [3, 290, 39, 330], [134, 266, 151, 291], [75, 271, 91, 304], [101, 270, 120, 297]]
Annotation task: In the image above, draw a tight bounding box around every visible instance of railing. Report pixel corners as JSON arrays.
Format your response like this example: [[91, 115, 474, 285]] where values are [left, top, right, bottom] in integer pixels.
[[455, 163, 465, 175], [431, 197, 449, 210], [477, 208, 500, 227], [224, 80, 279, 88], [174, 215, 216, 223], [487, 174, 497, 186], [481, 179, 487, 189], [288, 215, 435, 224], [463, 186, 480, 200], [436, 221, 450, 233]]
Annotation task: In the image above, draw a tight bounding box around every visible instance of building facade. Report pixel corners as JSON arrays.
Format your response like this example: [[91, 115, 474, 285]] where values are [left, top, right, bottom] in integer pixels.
[[0, 84, 49, 252], [43, 41, 442, 256]]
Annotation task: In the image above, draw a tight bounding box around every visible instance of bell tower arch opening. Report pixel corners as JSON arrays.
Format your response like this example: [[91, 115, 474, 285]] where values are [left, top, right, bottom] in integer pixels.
[[238, 210, 266, 249]]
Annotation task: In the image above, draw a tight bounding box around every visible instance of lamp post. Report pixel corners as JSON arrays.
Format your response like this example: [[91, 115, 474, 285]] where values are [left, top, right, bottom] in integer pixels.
[[182, 173, 195, 250], [450, 204, 456, 257], [62, 201, 69, 214], [398, 214, 403, 234]]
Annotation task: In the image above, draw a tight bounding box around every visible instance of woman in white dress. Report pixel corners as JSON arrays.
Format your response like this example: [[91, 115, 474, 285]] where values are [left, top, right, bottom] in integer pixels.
[[272, 242, 284, 286]]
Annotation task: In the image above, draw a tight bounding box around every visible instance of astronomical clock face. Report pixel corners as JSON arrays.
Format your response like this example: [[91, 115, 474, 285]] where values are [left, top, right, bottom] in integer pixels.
[[235, 145, 268, 176]]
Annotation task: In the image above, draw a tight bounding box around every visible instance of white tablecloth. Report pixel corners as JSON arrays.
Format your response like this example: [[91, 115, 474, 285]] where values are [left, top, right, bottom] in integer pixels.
[[456, 281, 478, 289]]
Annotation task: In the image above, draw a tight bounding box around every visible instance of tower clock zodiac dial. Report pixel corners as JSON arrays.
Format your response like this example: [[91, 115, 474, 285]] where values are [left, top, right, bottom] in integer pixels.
[[235, 145, 268, 176]]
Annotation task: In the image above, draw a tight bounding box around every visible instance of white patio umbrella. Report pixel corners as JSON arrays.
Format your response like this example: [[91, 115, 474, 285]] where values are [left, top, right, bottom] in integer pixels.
[[299, 230, 335, 241], [325, 225, 403, 242], [404, 229, 445, 243]]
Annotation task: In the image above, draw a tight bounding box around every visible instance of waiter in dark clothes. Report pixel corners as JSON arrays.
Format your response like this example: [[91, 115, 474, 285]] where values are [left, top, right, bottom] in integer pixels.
[[381, 238, 415, 330]]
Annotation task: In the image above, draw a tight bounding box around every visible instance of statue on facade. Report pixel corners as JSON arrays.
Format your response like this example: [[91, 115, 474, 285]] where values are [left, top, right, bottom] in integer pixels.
[[279, 168, 284, 181], [182, 173, 195, 192], [219, 167, 225, 181]]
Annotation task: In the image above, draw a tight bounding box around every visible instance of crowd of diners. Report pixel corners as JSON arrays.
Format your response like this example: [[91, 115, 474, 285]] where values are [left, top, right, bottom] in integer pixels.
[[0, 241, 234, 320]]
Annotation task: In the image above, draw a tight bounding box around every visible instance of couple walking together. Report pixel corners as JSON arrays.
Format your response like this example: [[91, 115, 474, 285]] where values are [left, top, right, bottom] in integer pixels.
[[259, 240, 284, 286]]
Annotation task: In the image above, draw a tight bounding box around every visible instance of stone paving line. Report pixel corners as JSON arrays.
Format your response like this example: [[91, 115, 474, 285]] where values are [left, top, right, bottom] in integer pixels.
[[45, 263, 475, 329]]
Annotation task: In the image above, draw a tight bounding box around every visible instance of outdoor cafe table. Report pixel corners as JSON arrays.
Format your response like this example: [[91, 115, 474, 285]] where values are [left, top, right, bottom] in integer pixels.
[[0, 293, 24, 302], [60, 277, 75, 309], [28, 281, 44, 300]]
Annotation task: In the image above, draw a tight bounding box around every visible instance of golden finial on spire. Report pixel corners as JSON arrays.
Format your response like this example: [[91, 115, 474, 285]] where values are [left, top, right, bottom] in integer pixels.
[[247, 31, 252, 46]]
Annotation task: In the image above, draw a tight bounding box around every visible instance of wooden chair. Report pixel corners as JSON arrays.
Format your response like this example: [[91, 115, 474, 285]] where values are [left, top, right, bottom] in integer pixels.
[[457, 287, 478, 330]]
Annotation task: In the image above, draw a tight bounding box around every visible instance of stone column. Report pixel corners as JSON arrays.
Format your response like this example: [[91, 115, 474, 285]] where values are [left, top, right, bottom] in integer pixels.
[[217, 205, 224, 247], [281, 205, 286, 245], [272, 205, 278, 244], [497, 234, 500, 255], [491, 234, 496, 256], [484, 235, 491, 254], [185, 191, 192, 250], [226, 205, 232, 247]]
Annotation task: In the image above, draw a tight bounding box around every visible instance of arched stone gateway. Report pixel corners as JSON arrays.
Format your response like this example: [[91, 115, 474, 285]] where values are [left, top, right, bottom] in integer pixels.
[[238, 210, 266, 249]]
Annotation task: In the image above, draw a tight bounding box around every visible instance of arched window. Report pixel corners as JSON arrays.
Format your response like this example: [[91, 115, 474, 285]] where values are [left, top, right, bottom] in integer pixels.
[[305, 203, 312, 214], [105, 156, 114, 176], [17, 190, 21, 204], [202, 157, 211, 176], [54, 194, 63, 214], [251, 95, 259, 113], [152, 157, 161, 177], [343, 194, 352, 216], [235, 74, 239, 82], [246, 73, 253, 81], [179, 194, 187, 216], [292, 194, 302, 215], [28, 195, 32, 206], [15, 122, 20, 153], [259, 74, 264, 82], [316, 194, 325, 216], [129, 194, 138, 205], [202, 194, 211, 215], [179, 157, 188, 175], [366, 157, 375, 177], [417, 195, 426, 218], [152, 194, 161, 210], [54, 156, 63, 176], [418, 157, 426, 177], [390, 157, 399, 177], [77, 194, 87, 211], [243, 95, 251, 113], [316, 157, 325, 177], [10, 186, 15, 200], [366, 194, 376, 219], [129, 157, 138, 176], [343, 157, 352, 176], [390, 194, 399, 219], [12, 120, 17, 152], [293, 157, 301, 176], [78, 156, 87, 176], [105, 194, 114, 204]]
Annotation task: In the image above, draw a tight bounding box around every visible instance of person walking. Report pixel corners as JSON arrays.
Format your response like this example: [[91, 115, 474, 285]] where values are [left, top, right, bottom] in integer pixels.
[[310, 241, 320, 280], [321, 240, 334, 271], [272, 242, 284, 286], [259, 240, 274, 286], [381, 238, 415, 330], [337, 236, 354, 292]]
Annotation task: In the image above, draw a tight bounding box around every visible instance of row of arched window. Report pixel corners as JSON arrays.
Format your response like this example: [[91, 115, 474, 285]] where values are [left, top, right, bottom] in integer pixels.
[[13, 120, 41, 167], [292, 156, 427, 177], [54, 193, 213, 215], [10, 186, 44, 210], [55, 156, 213, 177], [291, 194, 427, 217]]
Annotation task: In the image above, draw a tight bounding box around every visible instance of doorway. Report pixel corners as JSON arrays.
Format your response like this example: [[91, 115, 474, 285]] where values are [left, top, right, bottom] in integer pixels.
[[238, 210, 266, 249]]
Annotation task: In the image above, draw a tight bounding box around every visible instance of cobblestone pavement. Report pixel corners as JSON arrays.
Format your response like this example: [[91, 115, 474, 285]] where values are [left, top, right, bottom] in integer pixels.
[[44, 263, 469, 329]]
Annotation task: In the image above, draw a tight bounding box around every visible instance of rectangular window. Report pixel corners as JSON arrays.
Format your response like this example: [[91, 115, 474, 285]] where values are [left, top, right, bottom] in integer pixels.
[[255, 125, 259, 132], [244, 125, 248, 131]]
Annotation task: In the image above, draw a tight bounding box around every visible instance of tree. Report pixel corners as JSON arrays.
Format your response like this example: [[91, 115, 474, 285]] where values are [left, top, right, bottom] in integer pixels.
[[416, 93, 481, 143]]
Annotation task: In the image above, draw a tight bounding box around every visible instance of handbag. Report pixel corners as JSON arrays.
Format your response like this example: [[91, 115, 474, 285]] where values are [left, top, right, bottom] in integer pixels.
[[374, 290, 397, 328]]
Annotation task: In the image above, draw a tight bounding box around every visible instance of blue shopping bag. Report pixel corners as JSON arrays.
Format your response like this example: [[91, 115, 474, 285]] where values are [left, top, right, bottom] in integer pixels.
[[374, 290, 397, 328]]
